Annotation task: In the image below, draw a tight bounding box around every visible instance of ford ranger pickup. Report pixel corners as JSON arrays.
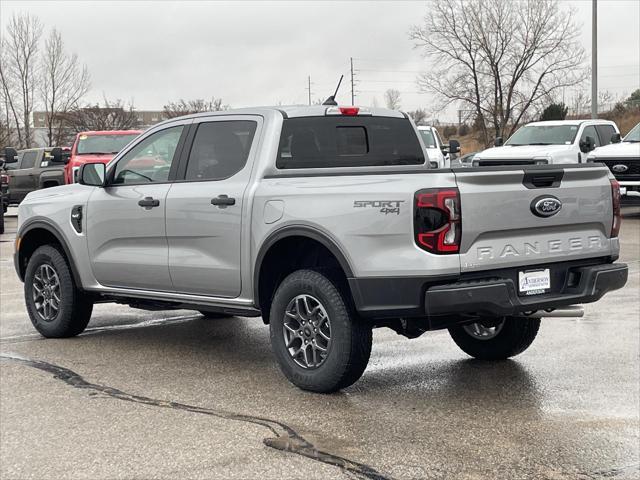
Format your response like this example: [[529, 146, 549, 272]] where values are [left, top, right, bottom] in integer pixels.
[[13, 106, 628, 392]]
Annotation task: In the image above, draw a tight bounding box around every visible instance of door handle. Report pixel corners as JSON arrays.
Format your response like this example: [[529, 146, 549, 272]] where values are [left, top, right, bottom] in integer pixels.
[[211, 194, 236, 208], [138, 197, 160, 209]]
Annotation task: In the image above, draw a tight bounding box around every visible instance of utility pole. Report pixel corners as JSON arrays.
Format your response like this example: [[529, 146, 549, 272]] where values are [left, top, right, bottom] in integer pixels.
[[591, 0, 598, 119], [350, 57, 355, 105], [458, 109, 462, 128], [307, 76, 312, 105]]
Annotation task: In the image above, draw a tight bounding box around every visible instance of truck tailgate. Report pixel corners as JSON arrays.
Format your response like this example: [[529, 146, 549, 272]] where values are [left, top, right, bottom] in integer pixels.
[[454, 165, 616, 272]]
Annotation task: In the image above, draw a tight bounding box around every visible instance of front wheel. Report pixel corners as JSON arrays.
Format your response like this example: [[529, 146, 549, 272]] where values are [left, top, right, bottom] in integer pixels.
[[448, 316, 540, 360], [269, 269, 372, 393], [24, 245, 93, 338]]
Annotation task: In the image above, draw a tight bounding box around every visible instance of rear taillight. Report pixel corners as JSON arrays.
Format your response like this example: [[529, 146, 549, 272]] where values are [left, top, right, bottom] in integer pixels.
[[414, 188, 461, 254], [610, 179, 621, 237], [0, 174, 8, 185]]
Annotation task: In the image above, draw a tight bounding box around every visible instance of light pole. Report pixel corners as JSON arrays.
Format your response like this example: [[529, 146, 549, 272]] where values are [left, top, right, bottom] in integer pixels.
[[591, 0, 598, 119]]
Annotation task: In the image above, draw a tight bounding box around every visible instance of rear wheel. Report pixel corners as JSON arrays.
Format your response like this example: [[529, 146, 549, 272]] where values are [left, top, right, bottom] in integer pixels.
[[0, 207, 4, 234], [269, 269, 372, 393], [24, 245, 93, 338], [448, 316, 540, 360]]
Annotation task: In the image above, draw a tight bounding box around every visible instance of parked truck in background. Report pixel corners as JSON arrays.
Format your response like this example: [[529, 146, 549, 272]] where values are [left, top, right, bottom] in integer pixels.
[[1, 147, 67, 205], [417, 125, 460, 168], [588, 122, 640, 204], [64, 130, 142, 184], [14, 105, 627, 392], [473, 120, 620, 167]]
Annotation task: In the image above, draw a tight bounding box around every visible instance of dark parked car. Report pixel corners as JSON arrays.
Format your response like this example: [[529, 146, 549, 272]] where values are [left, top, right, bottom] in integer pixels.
[[2, 147, 67, 206]]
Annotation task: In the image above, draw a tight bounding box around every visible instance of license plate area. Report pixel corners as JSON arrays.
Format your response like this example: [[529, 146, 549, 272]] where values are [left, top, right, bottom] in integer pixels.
[[518, 268, 551, 296]]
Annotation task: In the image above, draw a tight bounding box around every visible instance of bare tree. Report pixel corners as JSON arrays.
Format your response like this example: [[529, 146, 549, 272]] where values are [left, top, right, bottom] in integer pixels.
[[384, 89, 401, 110], [40, 28, 91, 146], [163, 98, 227, 118], [407, 108, 428, 125], [0, 13, 44, 148], [410, 0, 586, 145], [65, 98, 140, 132]]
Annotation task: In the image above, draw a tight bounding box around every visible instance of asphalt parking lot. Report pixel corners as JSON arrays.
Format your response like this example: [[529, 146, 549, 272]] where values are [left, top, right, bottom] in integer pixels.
[[1, 207, 638, 480]]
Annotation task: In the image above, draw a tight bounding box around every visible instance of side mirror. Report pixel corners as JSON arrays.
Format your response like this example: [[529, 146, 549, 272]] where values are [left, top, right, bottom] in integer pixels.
[[611, 133, 621, 144], [448, 139, 461, 154], [3, 147, 18, 164], [580, 136, 596, 153], [49, 147, 63, 163], [78, 162, 106, 187], [494, 137, 504, 147]]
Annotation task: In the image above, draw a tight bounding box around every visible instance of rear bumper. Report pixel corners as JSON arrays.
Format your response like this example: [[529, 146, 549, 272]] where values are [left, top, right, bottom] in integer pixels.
[[425, 262, 627, 317], [349, 260, 627, 322]]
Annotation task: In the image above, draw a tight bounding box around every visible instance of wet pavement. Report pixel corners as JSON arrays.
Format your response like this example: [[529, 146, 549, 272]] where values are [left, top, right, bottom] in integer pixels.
[[1, 207, 639, 480]]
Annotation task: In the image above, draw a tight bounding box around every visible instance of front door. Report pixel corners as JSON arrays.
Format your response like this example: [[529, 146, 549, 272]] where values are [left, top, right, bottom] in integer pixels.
[[10, 150, 38, 202], [87, 124, 187, 291], [165, 116, 260, 297]]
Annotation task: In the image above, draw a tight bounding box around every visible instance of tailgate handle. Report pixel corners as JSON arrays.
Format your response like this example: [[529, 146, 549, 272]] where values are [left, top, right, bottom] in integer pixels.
[[523, 169, 564, 189]]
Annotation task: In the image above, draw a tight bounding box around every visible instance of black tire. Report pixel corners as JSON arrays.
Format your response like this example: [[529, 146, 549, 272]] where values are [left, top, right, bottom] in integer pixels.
[[0, 207, 4, 234], [269, 269, 372, 393], [24, 245, 93, 338], [448, 316, 540, 360], [198, 311, 233, 319]]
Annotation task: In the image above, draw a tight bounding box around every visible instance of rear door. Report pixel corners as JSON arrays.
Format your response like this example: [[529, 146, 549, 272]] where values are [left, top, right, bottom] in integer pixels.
[[454, 166, 615, 273], [165, 116, 261, 297], [87, 124, 188, 291]]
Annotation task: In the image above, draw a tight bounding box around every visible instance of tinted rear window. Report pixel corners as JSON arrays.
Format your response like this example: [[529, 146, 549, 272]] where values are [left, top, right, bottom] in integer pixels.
[[277, 116, 425, 169]]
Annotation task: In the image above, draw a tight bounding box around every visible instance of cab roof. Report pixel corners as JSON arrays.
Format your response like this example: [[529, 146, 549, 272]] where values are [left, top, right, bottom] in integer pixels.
[[525, 119, 618, 127], [76, 130, 143, 136], [159, 105, 406, 122]]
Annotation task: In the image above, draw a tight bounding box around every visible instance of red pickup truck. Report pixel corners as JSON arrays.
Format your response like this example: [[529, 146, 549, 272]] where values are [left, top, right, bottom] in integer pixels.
[[64, 130, 142, 184]]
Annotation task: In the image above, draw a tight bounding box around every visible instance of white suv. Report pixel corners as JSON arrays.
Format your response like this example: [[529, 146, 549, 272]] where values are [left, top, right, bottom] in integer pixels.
[[473, 120, 620, 166]]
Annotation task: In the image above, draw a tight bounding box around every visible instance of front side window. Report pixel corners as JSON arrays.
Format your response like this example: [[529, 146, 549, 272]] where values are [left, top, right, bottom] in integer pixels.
[[112, 126, 183, 185], [505, 125, 579, 146], [277, 116, 425, 169], [20, 151, 38, 169], [185, 121, 257, 181], [419, 129, 436, 148], [581, 126, 601, 147]]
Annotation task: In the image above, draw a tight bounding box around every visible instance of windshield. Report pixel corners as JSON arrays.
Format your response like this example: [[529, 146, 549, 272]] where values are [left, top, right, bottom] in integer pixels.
[[419, 129, 437, 148], [76, 134, 140, 154], [623, 123, 640, 142], [505, 125, 579, 146]]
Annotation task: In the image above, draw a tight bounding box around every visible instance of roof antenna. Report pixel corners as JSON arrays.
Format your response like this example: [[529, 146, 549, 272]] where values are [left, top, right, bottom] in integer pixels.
[[322, 75, 343, 106]]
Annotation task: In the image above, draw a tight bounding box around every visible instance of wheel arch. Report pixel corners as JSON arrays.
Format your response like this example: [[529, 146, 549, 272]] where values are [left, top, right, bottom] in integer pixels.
[[17, 220, 82, 288], [253, 226, 355, 322]]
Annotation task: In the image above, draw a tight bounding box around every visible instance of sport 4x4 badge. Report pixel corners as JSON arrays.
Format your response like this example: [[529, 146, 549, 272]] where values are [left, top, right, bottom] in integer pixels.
[[353, 200, 405, 215]]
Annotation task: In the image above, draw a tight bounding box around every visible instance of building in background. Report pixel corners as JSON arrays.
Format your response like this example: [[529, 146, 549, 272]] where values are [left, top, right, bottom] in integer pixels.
[[32, 110, 167, 147]]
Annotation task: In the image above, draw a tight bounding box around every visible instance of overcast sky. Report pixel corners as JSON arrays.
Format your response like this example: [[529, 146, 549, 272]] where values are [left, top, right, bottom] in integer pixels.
[[1, 0, 639, 122]]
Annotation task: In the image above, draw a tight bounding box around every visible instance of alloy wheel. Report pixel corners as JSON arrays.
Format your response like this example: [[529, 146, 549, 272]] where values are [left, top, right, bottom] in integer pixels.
[[32, 264, 61, 322], [282, 294, 331, 369]]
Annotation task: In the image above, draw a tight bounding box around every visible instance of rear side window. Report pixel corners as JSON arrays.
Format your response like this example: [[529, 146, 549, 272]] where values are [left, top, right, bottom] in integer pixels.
[[277, 116, 425, 169], [20, 151, 38, 169], [595, 124, 616, 145], [185, 121, 257, 181]]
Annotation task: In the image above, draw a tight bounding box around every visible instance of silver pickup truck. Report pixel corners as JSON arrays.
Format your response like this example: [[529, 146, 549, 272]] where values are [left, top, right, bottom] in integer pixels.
[[14, 106, 628, 392]]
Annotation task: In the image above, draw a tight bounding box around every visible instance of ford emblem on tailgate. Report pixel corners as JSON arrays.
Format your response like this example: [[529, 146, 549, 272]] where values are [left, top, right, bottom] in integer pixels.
[[531, 195, 562, 217], [612, 164, 628, 173]]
